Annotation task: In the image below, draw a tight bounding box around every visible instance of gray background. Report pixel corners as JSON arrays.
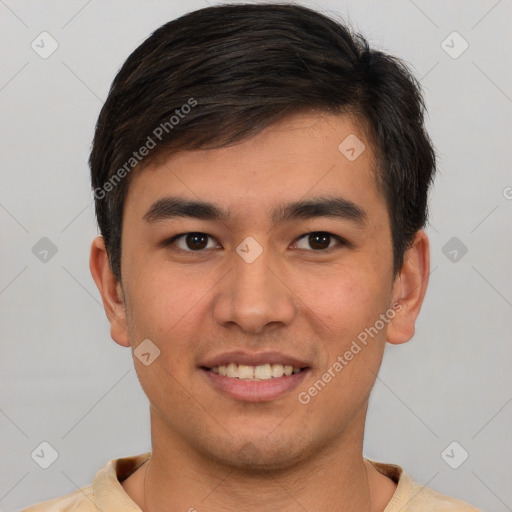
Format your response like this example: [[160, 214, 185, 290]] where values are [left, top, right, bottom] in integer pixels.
[[1, 1, 511, 511]]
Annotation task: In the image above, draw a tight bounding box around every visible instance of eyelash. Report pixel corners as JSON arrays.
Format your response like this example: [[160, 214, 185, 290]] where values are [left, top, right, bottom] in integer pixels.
[[165, 231, 349, 253]]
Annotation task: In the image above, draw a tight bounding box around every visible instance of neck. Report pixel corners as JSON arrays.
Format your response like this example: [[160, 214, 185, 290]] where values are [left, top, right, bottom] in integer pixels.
[[122, 406, 395, 512], [144, 445, 371, 512]]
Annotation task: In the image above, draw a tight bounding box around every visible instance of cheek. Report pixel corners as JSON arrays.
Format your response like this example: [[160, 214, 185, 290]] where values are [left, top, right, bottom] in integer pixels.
[[301, 274, 389, 424], [294, 261, 390, 340], [299, 264, 391, 392], [121, 263, 215, 401], [122, 263, 206, 408], [124, 256, 213, 340]]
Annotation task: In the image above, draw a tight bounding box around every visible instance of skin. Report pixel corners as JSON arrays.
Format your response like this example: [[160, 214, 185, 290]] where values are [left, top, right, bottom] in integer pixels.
[[90, 111, 430, 512]]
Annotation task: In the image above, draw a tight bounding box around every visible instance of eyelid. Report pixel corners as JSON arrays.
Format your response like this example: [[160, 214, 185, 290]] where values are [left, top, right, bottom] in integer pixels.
[[291, 232, 349, 251], [165, 232, 221, 251]]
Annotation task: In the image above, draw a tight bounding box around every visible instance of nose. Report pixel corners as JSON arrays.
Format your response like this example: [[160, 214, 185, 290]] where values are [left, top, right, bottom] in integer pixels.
[[213, 245, 297, 334]]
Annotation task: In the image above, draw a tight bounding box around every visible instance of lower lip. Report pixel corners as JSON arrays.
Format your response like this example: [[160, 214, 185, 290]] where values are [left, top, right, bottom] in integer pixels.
[[200, 368, 310, 402]]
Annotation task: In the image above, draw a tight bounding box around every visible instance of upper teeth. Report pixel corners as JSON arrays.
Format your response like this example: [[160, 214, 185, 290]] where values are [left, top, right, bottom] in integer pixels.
[[211, 363, 302, 380]]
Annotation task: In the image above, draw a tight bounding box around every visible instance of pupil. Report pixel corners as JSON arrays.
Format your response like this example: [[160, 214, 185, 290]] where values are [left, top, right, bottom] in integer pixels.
[[309, 232, 330, 250], [187, 233, 207, 250]]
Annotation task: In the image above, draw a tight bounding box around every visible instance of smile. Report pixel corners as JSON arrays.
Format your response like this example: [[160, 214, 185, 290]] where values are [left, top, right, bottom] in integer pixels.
[[209, 363, 303, 380], [201, 366, 310, 402]]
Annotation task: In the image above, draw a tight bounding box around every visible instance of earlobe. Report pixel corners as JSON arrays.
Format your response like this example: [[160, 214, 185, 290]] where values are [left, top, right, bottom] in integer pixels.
[[386, 230, 430, 345], [89, 236, 131, 347]]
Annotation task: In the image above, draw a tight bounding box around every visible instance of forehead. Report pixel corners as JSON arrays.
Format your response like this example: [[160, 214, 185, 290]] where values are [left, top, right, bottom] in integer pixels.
[[125, 111, 383, 222]]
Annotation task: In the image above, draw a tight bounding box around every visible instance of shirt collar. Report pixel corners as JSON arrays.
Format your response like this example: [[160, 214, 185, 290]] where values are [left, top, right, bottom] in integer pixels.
[[93, 453, 410, 512]]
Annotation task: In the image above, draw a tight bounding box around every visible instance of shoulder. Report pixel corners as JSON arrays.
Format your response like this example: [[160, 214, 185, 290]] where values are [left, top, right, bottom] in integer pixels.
[[406, 479, 480, 511], [367, 459, 480, 512], [21, 452, 150, 512], [21, 485, 96, 512]]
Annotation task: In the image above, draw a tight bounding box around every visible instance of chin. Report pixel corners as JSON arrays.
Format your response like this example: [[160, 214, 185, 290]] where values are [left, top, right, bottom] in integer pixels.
[[200, 431, 314, 474]]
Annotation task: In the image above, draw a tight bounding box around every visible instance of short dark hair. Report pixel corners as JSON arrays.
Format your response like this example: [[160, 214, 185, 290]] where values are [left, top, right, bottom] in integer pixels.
[[90, 2, 436, 281]]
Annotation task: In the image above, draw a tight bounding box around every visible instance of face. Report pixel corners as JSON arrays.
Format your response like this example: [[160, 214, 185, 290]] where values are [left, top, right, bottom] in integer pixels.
[[93, 111, 427, 471]]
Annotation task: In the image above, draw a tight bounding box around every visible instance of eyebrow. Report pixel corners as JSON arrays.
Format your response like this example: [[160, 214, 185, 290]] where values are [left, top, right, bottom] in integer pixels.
[[143, 195, 367, 226]]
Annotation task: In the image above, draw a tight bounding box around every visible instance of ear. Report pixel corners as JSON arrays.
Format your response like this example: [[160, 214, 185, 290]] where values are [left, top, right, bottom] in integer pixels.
[[386, 230, 430, 345], [89, 236, 130, 347]]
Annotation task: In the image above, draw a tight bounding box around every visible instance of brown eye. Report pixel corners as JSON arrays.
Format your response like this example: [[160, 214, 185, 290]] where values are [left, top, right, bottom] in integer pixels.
[[308, 232, 331, 250], [170, 232, 218, 251], [294, 232, 346, 251], [185, 233, 209, 250]]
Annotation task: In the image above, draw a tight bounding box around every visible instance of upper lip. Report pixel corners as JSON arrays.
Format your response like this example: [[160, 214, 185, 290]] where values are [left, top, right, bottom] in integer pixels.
[[200, 350, 310, 369]]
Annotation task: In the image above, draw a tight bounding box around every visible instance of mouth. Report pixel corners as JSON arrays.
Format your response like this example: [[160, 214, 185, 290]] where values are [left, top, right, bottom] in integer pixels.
[[199, 352, 311, 402], [205, 363, 305, 380]]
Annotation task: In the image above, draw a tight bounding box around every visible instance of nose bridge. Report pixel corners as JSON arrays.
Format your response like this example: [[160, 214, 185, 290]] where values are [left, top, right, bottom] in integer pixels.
[[213, 241, 296, 333]]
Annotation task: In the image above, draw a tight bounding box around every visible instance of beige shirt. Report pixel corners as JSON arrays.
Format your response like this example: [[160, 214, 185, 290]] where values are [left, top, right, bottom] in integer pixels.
[[22, 452, 480, 511]]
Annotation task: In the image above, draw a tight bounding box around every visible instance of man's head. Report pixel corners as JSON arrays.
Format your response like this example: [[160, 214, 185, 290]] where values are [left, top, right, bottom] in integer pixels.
[[90, 3, 435, 282], [89, 3, 433, 472]]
